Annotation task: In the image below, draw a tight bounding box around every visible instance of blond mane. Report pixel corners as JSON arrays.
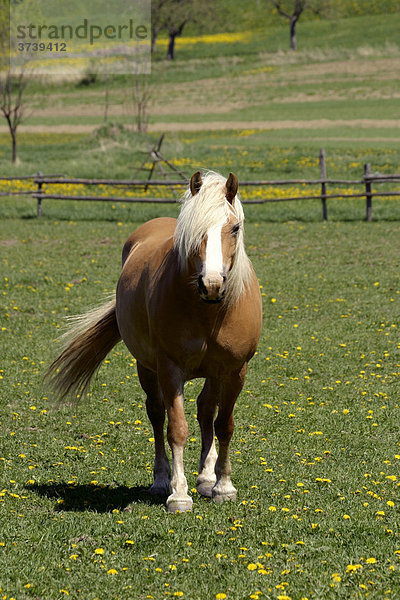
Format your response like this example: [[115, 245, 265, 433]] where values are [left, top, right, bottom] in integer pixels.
[[174, 171, 253, 305]]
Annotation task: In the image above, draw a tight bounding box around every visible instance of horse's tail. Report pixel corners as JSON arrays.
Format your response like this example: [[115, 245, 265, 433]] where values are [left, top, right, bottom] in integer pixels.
[[45, 298, 121, 401]]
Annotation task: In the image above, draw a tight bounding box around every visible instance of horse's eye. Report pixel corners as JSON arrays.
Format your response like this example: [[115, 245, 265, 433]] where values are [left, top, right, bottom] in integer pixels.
[[231, 224, 240, 236]]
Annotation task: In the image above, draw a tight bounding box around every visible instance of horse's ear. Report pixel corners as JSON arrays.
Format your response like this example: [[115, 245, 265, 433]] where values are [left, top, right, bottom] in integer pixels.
[[226, 172, 238, 204], [190, 171, 202, 196]]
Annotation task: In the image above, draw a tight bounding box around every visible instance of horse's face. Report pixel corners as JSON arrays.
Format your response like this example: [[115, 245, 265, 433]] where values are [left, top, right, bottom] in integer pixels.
[[190, 171, 240, 304], [196, 216, 241, 303]]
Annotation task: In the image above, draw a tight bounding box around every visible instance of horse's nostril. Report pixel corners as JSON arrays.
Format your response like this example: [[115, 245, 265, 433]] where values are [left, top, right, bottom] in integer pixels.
[[223, 275, 227, 283], [198, 275, 208, 295]]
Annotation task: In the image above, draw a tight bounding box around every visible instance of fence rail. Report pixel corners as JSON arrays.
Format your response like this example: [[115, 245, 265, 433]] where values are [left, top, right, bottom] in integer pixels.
[[1, 150, 400, 221]]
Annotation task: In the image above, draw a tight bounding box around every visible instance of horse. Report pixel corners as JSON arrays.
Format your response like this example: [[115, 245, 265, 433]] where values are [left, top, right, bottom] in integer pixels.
[[46, 170, 262, 512]]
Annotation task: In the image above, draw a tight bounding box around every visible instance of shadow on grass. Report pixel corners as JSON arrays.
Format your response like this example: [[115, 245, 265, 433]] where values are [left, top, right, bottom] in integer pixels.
[[27, 482, 166, 512]]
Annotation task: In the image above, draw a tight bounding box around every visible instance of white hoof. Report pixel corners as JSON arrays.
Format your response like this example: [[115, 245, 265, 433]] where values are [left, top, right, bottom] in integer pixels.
[[166, 494, 193, 513], [212, 483, 237, 504], [196, 476, 217, 498]]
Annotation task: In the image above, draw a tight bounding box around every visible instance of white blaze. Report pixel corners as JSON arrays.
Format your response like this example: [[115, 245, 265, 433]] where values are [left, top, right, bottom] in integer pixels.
[[205, 224, 223, 275]]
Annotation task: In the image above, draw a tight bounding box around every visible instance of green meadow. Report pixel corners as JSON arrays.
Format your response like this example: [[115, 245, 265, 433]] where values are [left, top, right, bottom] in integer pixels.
[[1, 206, 400, 600], [1, 4, 400, 600]]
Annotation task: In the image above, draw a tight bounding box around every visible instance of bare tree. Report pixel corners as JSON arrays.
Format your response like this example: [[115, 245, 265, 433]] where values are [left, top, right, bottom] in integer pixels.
[[267, 0, 325, 50], [152, 0, 214, 60], [0, 0, 31, 163], [166, 17, 187, 61], [128, 49, 152, 133], [131, 72, 152, 132], [0, 71, 27, 163]]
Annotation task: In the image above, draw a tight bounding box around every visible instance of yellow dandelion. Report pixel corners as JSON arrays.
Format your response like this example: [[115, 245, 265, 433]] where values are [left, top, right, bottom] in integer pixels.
[[346, 564, 362, 573]]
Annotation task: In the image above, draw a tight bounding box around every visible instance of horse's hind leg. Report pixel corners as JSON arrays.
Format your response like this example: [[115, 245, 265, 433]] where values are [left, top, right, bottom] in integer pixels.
[[212, 365, 247, 503], [196, 378, 218, 498], [137, 362, 171, 496]]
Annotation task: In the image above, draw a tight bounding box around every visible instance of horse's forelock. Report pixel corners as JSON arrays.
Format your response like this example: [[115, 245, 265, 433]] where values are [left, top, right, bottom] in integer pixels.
[[175, 171, 236, 256]]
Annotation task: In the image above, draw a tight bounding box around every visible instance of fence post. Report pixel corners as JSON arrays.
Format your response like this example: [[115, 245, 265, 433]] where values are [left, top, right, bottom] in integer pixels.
[[364, 163, 372, 222], [319, 148, 327, 221], [36, 172, 43, 217], [36, 171, 43, 217]]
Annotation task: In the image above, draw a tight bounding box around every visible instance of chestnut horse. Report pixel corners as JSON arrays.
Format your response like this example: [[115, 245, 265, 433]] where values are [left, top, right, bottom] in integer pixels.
[[47, 171, 262, 512]]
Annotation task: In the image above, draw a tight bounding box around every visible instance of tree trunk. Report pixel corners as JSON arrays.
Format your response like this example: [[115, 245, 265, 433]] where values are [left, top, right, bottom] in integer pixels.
[[151, 28, 158, 54], [104, 73, 109, 122], [11, 128, 17, 163], [167, 33, 176, 60], [290, 16, 297, 51]]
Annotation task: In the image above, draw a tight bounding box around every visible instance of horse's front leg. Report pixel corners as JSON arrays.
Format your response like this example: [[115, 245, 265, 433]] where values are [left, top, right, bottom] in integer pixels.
[[212, 364, 247, 503], [157, 356, 192, 513]]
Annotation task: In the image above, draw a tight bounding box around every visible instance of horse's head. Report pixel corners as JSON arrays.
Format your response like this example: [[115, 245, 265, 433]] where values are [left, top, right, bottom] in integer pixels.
[[188, 171, 242, 304]]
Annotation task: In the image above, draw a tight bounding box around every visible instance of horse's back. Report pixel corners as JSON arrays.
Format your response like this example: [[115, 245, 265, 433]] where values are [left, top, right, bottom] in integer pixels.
[[121, 217, 176, 265]]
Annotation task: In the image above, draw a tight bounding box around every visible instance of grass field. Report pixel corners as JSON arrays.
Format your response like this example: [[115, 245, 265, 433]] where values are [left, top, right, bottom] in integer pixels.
[[1, 201, 400, 600], [1, 5, 400, 600]]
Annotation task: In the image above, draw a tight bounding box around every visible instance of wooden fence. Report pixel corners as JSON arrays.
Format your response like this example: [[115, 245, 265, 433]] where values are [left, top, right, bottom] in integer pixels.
[[1, 151, 400, 221]]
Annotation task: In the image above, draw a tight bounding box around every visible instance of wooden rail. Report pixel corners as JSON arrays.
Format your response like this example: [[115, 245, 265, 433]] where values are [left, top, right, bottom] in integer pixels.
[[1, 151, 399, 220]]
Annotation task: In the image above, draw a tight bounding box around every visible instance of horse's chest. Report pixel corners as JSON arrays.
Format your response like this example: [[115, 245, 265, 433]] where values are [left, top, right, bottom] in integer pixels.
[[180, 337, 207, 371], [179, 332, 247, 378]]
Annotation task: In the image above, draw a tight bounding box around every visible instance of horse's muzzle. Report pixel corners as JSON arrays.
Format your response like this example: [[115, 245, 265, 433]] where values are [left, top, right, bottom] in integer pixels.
[[198, 274, 226, 303]]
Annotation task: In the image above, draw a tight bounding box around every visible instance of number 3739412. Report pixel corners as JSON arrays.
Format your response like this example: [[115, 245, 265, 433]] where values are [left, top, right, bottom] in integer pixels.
[[17, 42, 67, 52]]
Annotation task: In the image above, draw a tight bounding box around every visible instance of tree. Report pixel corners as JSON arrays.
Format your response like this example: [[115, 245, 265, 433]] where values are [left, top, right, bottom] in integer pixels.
[[151, 0, 214, 60], [166, 17, 186, 61], [267, 0, 325, 50], [0, 0, 30, 163], [0, 71, 27, 163], [131, 72, 152, 132]]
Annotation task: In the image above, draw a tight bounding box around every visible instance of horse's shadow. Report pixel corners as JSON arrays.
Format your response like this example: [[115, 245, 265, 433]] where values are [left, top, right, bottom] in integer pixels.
[[27, 482, 166, 512]]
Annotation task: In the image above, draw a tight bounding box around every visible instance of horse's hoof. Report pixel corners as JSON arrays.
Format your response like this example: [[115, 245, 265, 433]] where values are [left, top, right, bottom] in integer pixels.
[[212, 485, 237, 504], [166, 494, 193, 513], [149, 483, 170, 496], [196, 478, 216, 498]]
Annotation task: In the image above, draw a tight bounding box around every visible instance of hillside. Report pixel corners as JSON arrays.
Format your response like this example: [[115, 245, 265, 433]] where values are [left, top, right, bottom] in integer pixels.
[[0, 11, 399, 181]]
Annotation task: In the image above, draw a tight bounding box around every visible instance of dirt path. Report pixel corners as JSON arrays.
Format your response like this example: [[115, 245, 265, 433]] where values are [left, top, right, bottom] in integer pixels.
[[0, 118, 399, 135]]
